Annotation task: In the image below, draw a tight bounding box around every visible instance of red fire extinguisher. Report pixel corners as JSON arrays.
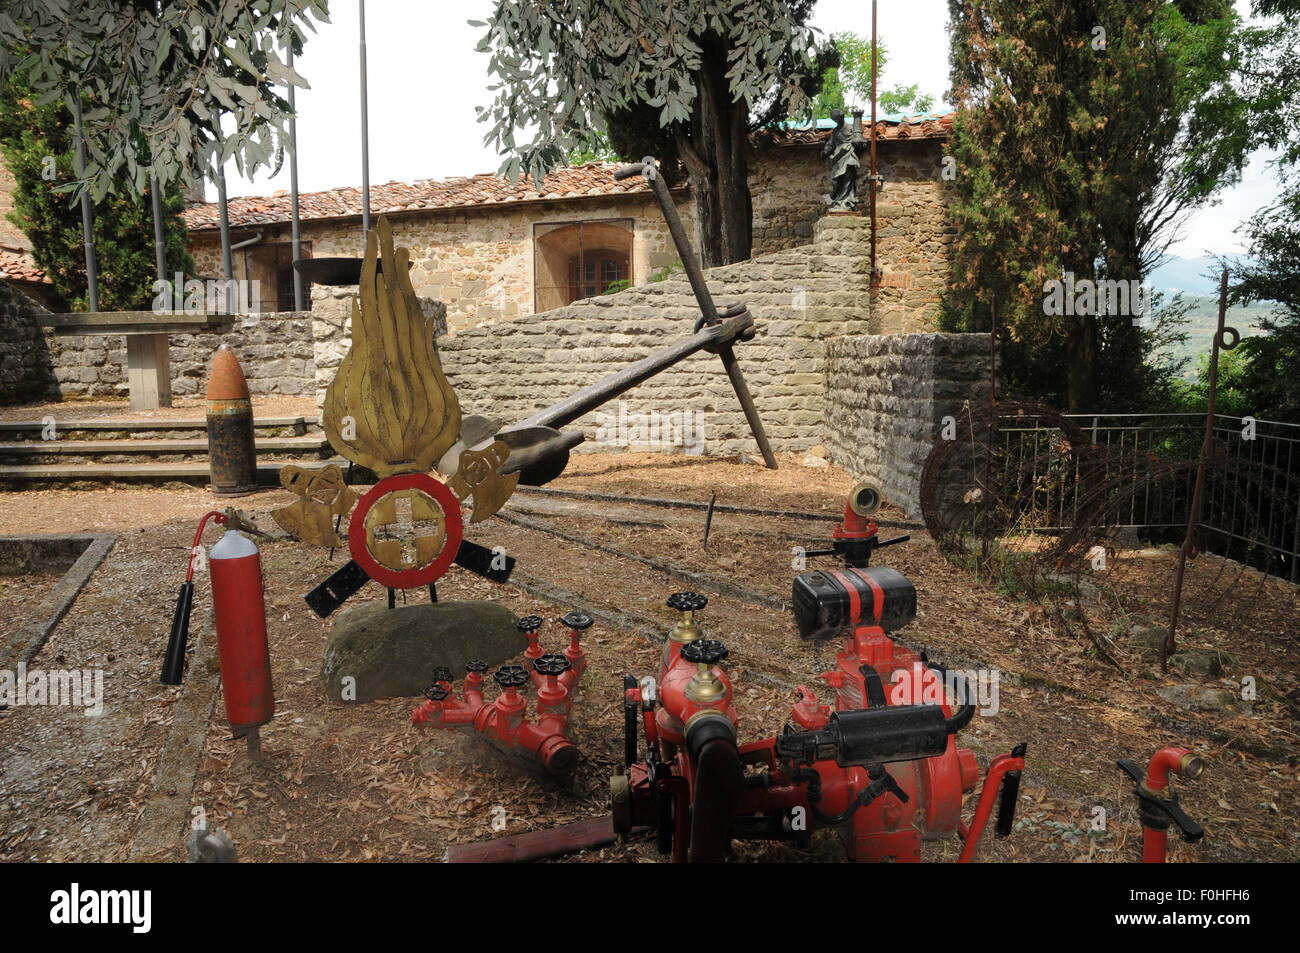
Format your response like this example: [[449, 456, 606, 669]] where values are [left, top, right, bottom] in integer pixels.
[[161, 510, 274, 758]]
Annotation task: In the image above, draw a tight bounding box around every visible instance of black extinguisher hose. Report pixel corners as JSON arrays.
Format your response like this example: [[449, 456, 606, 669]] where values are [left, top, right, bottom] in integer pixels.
[[160, 511, 226, 685], [996, 742, 1029, 837], [161, 580, 194, 685]]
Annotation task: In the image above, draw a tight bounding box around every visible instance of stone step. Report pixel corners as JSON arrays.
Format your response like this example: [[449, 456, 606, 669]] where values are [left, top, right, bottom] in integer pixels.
[[0, 415, 320, 442], [0, 435, 333, 466], [0, 457, 355, 489]]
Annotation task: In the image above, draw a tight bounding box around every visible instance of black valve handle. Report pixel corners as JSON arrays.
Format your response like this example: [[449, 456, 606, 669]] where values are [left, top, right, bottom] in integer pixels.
[[667, 592, 708, 612], [431, 666, 454, 685], [464, 659, 489, 675], [1117, 758, 1205, 842], [533, 652, 572, 676], [681, 639, 728, 665], [561, 611, 593, 631], [423, 683, 449, 702], [516, 615, 544, 633], [494, 664, 531, 689]]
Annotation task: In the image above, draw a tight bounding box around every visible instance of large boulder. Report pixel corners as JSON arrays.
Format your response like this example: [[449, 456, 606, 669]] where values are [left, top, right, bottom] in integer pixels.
[[322, 599, 525, 703]]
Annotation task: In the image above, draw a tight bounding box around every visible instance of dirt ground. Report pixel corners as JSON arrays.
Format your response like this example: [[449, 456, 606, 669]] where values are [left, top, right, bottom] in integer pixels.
[[1, 450, 1297, 863], [0, 395, 317, 423], [0, 572, 65, 643]]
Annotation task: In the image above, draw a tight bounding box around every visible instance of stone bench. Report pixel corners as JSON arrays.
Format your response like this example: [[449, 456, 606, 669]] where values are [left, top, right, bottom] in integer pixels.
[[39, 311, 237, 410]]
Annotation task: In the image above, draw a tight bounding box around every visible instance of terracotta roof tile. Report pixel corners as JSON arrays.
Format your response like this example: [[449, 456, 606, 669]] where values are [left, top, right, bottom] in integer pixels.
[[0, 244, 48, 284], [184, 113, 954, 233], [184, 161, 654, 232], [761, 111, 955, 147]]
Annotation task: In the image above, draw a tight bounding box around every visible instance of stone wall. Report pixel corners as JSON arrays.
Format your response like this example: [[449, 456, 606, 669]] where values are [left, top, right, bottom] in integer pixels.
[[166, 311, 317, 398], [748, 140, 949, 262], [822, 333, 992, 517], [0, 280, 316, 404], [748, 146, 825, 254], [0, 281, 59, 404], [431, 215, 882, 457]]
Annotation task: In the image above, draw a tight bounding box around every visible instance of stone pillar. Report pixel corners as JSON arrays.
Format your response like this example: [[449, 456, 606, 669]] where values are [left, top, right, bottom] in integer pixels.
[[822, 332, 993, 517]]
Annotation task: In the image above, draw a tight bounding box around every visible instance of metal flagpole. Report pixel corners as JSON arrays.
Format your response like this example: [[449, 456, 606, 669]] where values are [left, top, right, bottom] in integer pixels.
[[216, 164, 234, 313], [68, 92, 99, 312], [288, 47, 305, 311], [359, 0, 371, 239], [151, 174, 167, 283]]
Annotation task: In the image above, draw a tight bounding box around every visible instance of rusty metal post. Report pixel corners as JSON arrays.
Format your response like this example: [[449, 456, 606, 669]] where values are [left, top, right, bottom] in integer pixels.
[[1164, 268, 1234, 670], [613, 159, 778, 469], [869, 0, 879, 288]]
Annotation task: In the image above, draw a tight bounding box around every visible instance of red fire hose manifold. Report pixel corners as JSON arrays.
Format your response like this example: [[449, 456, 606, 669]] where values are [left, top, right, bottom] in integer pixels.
[[610, 590, 1026, 862], [411, 612, 591, 776], [607, 485, 1029, 863]]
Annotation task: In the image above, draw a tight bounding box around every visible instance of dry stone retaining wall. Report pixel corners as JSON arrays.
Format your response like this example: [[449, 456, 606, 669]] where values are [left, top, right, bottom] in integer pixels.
[[822, 333, 992, 517], [434, 216, 884, 458], [0, 281, 59, 404]]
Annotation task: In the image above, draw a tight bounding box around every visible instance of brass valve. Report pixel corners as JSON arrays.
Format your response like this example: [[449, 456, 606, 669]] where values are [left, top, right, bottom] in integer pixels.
[[666, 591, 708, 645], [682, 639, 729, 704]]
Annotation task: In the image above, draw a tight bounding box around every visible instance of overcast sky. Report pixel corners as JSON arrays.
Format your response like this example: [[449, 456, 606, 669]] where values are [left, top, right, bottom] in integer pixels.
[[220, 0, 1276, 260]]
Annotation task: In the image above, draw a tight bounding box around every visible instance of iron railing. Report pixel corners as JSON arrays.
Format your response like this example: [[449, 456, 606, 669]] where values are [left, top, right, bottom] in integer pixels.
[[990, 411, 1300, 582]]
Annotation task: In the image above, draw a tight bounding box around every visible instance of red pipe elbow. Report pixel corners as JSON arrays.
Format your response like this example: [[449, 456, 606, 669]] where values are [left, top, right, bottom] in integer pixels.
[[1146, 746, 1204, 793]]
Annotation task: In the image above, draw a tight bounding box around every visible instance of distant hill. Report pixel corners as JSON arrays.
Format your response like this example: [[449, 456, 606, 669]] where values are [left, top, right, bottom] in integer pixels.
[[1156, 295, 1276, 378], [1148, 256, 1229, 297], [1147, 256, 1279, 377]]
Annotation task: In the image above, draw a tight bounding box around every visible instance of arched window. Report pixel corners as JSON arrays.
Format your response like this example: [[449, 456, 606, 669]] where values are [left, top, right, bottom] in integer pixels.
[[533, 219, 634, 311]]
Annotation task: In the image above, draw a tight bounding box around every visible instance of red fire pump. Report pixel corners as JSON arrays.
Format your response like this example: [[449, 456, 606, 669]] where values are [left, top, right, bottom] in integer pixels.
[[410, 612, 590, 775], [609, 483, 1028, 862], [1117, 746, 1206, 862]]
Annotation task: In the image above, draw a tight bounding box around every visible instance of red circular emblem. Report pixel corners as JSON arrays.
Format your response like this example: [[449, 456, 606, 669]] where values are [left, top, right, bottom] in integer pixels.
[[348, 473, 463, 589]]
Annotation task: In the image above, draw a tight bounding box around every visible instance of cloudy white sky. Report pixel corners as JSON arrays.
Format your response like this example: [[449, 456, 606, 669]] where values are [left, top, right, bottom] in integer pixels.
[[222, 0, 1277, 261]]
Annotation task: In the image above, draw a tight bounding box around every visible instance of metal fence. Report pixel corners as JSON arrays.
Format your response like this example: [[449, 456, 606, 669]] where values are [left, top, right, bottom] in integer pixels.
[[992, 411, 1300, 582]]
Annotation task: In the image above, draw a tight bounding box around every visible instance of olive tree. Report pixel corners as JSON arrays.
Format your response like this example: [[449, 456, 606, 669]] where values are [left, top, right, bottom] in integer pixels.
[[474, 0, 827, 267], [0, 0, 329, 202]]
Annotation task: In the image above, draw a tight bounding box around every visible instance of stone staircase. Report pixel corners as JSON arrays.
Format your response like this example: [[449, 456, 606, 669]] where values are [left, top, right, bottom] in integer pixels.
[[0, 415, 345, 489]]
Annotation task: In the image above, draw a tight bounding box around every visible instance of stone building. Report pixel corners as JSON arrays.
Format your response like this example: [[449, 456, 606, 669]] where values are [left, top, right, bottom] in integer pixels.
[[0, 163, 57, 309], [182, 114, 956, 335]]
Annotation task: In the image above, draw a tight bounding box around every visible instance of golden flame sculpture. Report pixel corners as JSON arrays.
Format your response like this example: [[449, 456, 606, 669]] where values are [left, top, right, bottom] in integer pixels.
[[323, 216, 461, 477]]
